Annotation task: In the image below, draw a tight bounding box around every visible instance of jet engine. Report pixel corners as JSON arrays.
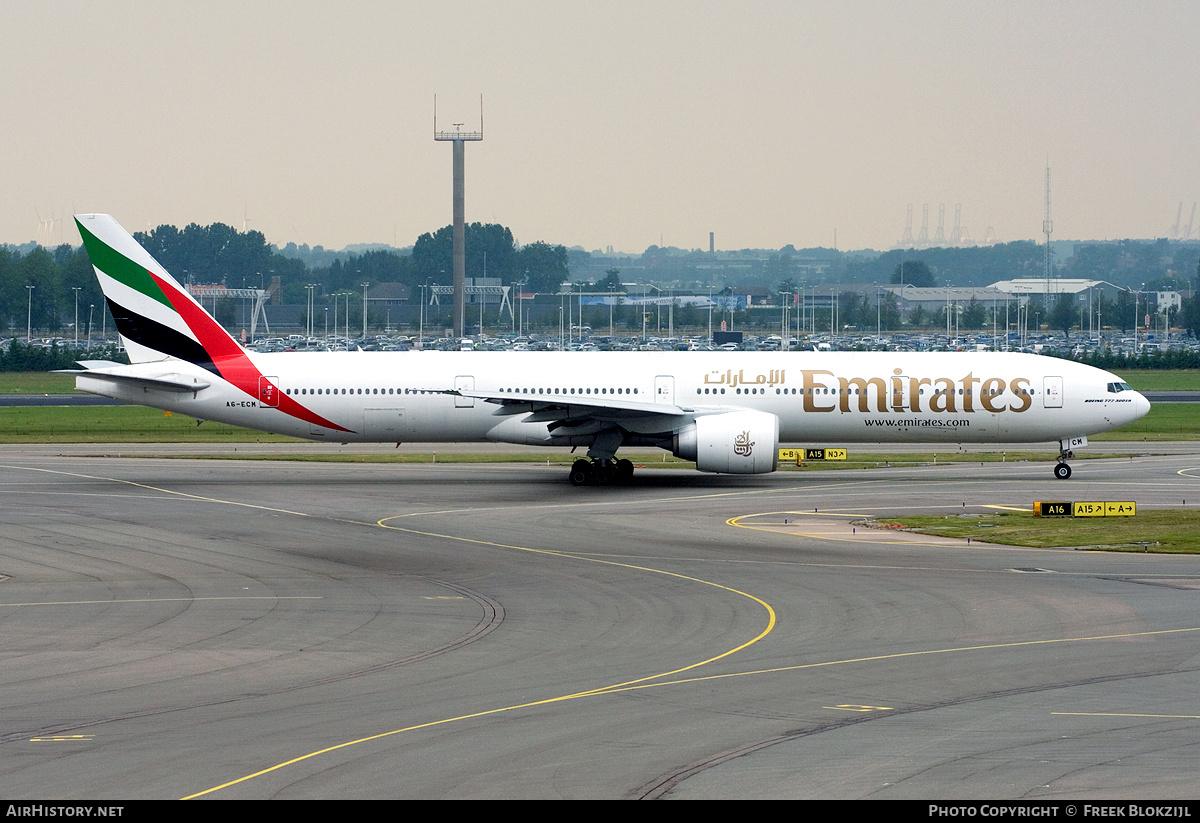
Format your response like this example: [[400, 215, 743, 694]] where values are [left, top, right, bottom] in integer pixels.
[[672, 410, 779, 474]]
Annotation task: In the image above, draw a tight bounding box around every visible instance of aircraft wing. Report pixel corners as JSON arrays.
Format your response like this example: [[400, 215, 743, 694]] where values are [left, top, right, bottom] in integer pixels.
[[457, 388, 693, 421], [456, 387, 777, 475]]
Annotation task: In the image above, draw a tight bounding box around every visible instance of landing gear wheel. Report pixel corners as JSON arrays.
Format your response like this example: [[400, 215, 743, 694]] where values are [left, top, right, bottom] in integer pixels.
[[569, 457, 633, 486], [1054, 462, 1072, 480], [569, 459, 594, 486]]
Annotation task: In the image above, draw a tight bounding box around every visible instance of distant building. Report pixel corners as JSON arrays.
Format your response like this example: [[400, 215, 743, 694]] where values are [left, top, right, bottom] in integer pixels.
[[367, 282, 412, 303], [1154, 291, 1182, 313], [987, 278, 1125, 302], [882, 285, 1009, 315]]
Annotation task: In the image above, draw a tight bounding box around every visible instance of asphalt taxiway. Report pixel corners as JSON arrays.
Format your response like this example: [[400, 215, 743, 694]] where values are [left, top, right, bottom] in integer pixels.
[[1, 446, 1198, 798]]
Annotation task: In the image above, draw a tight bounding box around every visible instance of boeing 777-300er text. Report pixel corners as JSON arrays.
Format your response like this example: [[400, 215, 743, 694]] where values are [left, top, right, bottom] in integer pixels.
[[70, 214, 1150, 485]]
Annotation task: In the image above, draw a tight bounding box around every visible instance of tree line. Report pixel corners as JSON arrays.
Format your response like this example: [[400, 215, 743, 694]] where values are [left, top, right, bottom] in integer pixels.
[[1, 221, 571, 336], [3, 220, 1197, 338]]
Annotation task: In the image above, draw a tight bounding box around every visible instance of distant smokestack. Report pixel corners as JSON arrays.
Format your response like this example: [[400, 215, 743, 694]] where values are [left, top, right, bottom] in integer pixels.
[[709, 232, 714, 253]]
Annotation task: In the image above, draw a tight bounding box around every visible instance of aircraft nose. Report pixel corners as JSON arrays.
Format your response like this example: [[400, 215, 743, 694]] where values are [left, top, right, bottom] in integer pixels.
[[1133, 391, 1151, 421]]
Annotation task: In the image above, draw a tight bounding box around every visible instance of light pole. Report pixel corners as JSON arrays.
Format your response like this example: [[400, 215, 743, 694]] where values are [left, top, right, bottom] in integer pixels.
[[781, 292, 790, 348], [875, 283, 881, 338], [642, 284, 647, 340], [518, 278, 526, 338], [305, 284, 316, 339], [26, 285, 34, 341], [419, 283, 426, 348], [945, 283, 952, 346], [833, 284, 839, 340], [73, 287, 81, 347], [362, 281, 369, 340], [87, 304, 94, 349], [1128, 290, 1137, 355]]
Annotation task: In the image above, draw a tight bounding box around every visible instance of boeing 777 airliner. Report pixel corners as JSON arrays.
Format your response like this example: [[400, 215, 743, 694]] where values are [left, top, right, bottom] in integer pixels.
[[70, 214, 1150, 485]]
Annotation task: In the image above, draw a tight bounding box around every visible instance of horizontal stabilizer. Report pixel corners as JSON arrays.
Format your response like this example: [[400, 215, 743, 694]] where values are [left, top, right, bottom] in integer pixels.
[[75, 368, 211, 393]]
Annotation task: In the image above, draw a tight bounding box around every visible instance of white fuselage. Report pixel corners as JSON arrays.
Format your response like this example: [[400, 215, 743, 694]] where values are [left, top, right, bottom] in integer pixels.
[[78, 350, 1150, 449]]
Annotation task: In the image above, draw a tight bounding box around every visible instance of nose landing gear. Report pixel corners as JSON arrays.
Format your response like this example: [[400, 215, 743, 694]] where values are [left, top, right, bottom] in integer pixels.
[[1054, 445, 1075, 480]]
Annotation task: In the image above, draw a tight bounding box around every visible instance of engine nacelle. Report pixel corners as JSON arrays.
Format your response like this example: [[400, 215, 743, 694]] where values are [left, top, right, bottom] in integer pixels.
[[673, 410, 779, 474]]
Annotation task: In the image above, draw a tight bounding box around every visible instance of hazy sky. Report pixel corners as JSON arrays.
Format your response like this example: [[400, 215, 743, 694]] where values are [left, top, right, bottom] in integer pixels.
[[5, 1, 1198, 253]]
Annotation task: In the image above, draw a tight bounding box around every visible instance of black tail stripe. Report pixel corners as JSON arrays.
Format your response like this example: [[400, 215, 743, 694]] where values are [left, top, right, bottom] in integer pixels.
[[106, 297, 220, 376]]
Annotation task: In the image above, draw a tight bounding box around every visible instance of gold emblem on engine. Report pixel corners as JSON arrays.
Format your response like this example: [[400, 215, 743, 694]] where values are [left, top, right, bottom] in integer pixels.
[[733, 430, 754, 456]]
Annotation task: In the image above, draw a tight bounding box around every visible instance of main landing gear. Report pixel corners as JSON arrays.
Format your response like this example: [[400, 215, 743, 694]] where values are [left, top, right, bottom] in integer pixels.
[[569, 458, 635, 486]]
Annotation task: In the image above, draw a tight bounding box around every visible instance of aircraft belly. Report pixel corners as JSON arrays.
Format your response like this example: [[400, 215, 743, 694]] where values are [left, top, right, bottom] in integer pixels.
[[362, 408, 411, 441], [401, 403, 494, 443]]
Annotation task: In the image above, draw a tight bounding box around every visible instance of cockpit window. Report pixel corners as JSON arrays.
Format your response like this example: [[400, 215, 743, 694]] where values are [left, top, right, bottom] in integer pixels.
[[1107, 382, 1134, 393]]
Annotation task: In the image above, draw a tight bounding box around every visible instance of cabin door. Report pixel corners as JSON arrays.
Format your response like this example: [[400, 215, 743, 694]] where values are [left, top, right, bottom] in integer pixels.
[[654, 375, 675, 405], [258, 376, 279, 408], [455, 375, 475, 408], [1043, 376, 1063, 408]]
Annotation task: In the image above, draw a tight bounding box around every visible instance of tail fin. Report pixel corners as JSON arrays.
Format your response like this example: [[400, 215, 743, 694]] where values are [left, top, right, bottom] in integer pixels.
[[75, 214, 245, 368], [75, 214, 353, 434]]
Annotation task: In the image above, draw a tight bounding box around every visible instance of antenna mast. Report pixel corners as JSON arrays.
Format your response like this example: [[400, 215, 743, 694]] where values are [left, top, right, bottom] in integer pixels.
[[434, 94, 484, 338], [1043, 165, 1054, 294]]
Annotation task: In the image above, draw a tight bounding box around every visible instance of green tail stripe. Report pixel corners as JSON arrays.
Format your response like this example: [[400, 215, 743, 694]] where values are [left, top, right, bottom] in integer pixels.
[[76, 219, 173, 310]]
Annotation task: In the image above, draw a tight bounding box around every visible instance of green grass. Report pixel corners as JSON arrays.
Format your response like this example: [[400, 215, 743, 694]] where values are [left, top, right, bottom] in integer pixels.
[[1091, 403, 1200, 441], [0, 372, 81, 394], [0, 406, 306, 443], [875, 510, 1200, 553], [1116, 370, 1200, 391]]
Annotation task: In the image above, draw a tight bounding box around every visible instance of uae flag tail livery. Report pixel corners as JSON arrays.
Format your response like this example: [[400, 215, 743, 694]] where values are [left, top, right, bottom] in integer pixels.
[[73, 214, 349, 434]]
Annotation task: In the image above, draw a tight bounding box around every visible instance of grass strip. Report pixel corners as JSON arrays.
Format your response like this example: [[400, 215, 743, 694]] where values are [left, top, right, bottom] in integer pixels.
[[0, 406, 306, 443], [872, 510, 1200, 553], [1, 372, 82, 394]]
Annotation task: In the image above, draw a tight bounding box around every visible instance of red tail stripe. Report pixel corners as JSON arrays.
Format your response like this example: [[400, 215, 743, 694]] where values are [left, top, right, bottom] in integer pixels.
[[149, 272, 353, 433]]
